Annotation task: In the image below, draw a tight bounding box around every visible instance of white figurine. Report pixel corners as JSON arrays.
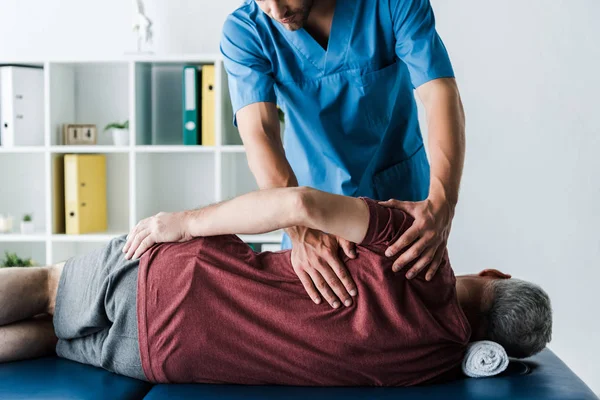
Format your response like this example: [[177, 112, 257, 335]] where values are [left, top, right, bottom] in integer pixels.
[[132, 0, 154, 53]]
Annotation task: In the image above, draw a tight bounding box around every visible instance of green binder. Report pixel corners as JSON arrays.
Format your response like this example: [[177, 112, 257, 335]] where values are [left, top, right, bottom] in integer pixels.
[[182, 66, 201, 145]]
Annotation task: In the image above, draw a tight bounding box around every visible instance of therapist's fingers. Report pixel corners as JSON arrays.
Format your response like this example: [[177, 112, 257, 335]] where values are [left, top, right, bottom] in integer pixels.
[[125, 229, 150, 260], [338, 238, 357, 259], [386, 223, 420, 258], [425, 245, 446, 281], [297, 269, 322, 304], [391, 235, 428, 273], [314, 258, 352, 308], [323, 254, 356, 301], [403, 244, 436, 280], [378, 199, 406, 210], [306, 268, 341, 308]]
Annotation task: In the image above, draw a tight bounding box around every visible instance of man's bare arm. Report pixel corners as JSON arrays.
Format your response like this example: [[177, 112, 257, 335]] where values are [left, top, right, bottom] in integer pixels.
[[183, 187, 370, 245]]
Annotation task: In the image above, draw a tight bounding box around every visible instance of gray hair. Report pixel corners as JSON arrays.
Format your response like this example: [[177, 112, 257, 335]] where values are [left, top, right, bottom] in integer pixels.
[[484, 278, 553, 358]]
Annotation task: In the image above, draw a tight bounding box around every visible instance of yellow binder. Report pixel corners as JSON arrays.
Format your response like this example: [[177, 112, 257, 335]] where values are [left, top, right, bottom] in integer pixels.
[[64, 154, 107, 234], [201, 65, 216, 146]]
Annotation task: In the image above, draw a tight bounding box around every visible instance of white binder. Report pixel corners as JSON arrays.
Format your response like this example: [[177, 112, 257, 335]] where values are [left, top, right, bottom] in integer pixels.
[[0, 66, 44, 147]]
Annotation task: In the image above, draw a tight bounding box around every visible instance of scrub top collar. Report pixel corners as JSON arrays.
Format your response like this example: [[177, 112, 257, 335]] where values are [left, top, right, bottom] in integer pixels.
[[272, 0, 357, 75]]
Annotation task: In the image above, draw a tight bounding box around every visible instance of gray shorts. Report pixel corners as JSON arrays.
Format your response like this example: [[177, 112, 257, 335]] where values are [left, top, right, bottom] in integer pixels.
[[52, 234, 147, 381]]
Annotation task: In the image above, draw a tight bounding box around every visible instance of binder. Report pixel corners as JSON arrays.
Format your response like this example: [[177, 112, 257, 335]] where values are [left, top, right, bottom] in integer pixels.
[[0, 66, 44, 147], [182, 66, 200, 145], [151, 65, 183, 145], [53, 155, 66, 234], [64, 154, 107, 235], [201, 65, 216, 146]]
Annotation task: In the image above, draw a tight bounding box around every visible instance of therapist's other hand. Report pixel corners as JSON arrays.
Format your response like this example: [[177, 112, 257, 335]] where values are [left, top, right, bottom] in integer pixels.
[[378, 197, 454, 281], [123, 211, 193, 260], [288, 226, 358, 309]]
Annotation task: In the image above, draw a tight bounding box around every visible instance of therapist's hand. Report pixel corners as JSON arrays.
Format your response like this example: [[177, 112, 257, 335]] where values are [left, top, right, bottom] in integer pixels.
[[122, 211, 193, 260], [288, 226, 358, 309], [378, 197, 454, 281]]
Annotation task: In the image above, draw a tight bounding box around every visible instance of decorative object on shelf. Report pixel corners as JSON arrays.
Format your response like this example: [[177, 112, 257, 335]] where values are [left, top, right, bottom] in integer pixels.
[[132, 0, 154, 54], [104, 120, 130, 146], [63, 124, 97, 145], [0, 214, 14, 233], [20, 214, 34, 234], [0, 251, 36, 268]]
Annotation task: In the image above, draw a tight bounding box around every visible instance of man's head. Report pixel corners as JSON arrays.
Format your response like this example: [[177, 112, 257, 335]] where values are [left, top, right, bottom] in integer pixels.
[[457, 269, 553, 359], [255, 0, 314, 31]]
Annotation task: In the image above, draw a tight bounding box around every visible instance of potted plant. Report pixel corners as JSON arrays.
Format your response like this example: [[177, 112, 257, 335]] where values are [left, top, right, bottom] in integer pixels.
[[20, 213, 34, 234], [104, 120, 130, 146], [0, 251, 35, 268]]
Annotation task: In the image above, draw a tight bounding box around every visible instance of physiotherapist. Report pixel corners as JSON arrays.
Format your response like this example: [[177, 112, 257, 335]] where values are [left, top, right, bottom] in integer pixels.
[[220, 0, 466, 310]]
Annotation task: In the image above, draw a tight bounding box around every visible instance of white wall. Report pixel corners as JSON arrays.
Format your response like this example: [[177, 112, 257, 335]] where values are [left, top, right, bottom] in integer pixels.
[[1, 0, 598, 394], [430, 1, 600, 395]]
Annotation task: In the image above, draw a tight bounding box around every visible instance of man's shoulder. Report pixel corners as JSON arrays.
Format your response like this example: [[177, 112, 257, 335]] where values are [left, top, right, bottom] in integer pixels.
[[226, 1, 265, 30]]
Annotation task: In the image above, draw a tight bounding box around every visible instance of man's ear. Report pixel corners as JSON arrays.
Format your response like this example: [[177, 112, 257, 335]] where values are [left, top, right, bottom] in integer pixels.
[[478, 269, 512, 279]]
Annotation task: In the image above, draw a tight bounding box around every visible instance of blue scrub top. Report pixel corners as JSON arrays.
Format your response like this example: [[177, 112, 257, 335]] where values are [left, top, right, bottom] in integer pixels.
[[221, 0, 454, 247]]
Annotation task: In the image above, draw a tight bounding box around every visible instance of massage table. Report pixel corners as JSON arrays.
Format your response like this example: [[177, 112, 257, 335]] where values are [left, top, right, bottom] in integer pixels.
[[0, 349, 596, 400]]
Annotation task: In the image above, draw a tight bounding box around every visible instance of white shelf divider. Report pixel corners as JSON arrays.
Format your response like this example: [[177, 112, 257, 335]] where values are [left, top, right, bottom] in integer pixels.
[[135, 145, 216, 153], [50, 145, 131, 153], [0, 54, 282, 265], [0, 234, 48, 243]]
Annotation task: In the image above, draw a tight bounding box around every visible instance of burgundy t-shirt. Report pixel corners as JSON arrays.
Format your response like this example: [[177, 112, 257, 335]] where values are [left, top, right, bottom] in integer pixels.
[[137, 198, 471, 386]]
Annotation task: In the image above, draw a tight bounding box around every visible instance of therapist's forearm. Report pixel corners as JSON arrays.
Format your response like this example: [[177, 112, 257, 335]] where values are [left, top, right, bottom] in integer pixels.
[[237, 103, 298, 189], [418, 78, 466, 209], [245, 133, 298, 189]]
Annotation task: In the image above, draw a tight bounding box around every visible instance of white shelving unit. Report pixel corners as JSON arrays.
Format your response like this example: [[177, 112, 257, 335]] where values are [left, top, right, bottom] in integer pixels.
[[0, 54, 282, 265]]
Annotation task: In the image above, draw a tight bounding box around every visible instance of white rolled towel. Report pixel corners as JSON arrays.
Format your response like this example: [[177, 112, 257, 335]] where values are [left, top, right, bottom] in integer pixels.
[[461, 340, 509, 378]]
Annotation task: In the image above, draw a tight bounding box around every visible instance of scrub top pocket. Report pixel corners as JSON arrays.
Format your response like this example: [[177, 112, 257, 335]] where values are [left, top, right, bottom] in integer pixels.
[[373, 145, 430, 202], [359, 61, 403, 132]]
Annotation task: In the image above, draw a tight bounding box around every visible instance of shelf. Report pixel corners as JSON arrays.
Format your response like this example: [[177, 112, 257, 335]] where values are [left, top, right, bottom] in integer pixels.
[[135, 145, 216, 153], [0, 146, 46, 153], [0, 233, 47, 242], [0, 56, 250, 265], [1, 55, 220, 65], [51, 232, 127, 242], [125, 54, 219, 64], [238, 231, 284, 244], [50, 145, 130, 153], [221, 145, 246, 153]]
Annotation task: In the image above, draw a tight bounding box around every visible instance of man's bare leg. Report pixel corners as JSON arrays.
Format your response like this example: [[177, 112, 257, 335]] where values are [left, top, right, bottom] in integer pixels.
[[0, 314, 58, 363], [0, 262, 64, 363], [0, 261, 65, 326]]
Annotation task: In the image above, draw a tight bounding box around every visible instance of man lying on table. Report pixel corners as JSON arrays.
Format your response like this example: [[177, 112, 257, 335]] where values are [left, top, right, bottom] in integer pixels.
[[0, 187, 552, 386]]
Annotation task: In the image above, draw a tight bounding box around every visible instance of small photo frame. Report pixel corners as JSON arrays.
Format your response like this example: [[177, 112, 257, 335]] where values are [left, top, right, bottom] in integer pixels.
[[63, 124, 97, 145]]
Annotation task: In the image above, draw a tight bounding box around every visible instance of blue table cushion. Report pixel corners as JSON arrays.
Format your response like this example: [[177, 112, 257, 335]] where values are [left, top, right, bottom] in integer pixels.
[[143, 349, 598, 400], [0, 356, 152, 400], [0, 349, 596, 399]]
